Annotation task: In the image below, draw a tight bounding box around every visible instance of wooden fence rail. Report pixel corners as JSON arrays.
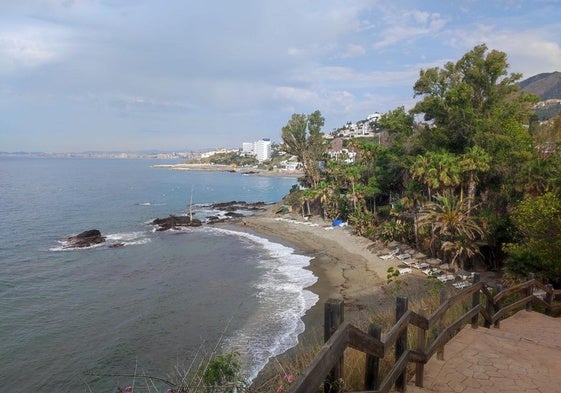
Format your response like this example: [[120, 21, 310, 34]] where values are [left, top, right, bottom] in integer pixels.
[[287, 273, 561, 393]]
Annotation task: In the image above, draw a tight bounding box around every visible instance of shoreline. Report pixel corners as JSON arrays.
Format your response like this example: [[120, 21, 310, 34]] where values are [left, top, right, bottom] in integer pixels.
[[153, 163, 303, 178], [227, 205, 410, 384]]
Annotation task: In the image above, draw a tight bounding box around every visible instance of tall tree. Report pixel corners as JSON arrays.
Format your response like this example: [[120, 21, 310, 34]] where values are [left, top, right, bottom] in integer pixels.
[[411, 44, 537, 156], [281, 110, 327, 187]]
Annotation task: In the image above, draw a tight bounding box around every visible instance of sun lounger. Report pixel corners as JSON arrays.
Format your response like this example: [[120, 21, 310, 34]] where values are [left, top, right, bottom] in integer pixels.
[[412, 262, 430, 269], [379, 248, 399, 260], [397, 253, 411, 260], [422, 267, 441, 276], [398, 267, 412, 274], [437, 274, 455, 283], [453, 280, 471, 289]]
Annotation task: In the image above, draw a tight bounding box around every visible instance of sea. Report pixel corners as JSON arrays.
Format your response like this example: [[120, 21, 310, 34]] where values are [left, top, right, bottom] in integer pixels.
[[0, 157, 318, 392]]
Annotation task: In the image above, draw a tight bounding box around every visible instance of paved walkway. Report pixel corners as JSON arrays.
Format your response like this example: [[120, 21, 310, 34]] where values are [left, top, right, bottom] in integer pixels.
[[408, 310, 561, 393]]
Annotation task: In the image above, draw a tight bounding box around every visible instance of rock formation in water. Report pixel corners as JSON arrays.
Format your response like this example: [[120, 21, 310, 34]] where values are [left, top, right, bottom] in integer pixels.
[[66, 229, 106, 248]]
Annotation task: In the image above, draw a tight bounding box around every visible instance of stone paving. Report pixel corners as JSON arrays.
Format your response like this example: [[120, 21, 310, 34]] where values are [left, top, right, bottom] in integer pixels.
[[407, 310, 561, 393]]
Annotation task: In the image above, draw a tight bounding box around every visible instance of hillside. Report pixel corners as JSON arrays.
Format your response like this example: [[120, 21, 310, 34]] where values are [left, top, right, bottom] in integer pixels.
[[520, 71, 561, 100]]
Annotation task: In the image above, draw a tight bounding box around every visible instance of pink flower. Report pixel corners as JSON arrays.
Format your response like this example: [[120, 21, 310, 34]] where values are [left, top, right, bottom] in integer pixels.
[[124, 387, 133, 393], [165, 389, 173, 393], [277, 385, 284, 392], [284, 374, 294, 383]]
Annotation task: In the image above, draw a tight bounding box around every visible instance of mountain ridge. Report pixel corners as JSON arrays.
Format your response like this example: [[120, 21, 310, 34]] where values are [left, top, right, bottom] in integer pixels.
[[520, 71, 561, 100]]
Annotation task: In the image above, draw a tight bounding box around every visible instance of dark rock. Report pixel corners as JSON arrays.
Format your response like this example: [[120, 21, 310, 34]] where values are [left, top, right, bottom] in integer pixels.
[[225, 212, 245, 218], [66, 229, 106, 248], [152, 215, 202, 231], [209, 201, 267, 211]]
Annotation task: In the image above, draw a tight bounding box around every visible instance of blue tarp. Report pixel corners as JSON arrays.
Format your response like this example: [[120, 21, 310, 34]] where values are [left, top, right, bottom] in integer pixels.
[[332, 219, 344, 227]]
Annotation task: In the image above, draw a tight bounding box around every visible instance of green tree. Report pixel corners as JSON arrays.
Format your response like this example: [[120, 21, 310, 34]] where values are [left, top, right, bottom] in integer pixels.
[[505, 193, 561, 285], [281, 110, 328, 187], [378, 106, 414, 136], [459, 146, 491, 209], [418, 191, 486, 270], [410, 151, 462, 200], [412, 44, 537, 156]]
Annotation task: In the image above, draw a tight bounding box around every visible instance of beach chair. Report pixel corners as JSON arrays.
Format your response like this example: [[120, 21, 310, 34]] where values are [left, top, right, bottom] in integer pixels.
[[452, 281, 471, 289], [398, 267, 413, 274], [396, 253, 411, 260], [437, 274, 455, 283], [422, 267, 441, 276], [379, 247, 400, 260]]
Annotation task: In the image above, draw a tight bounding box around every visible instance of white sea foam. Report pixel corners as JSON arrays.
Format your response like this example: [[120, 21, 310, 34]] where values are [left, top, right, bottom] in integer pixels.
[[208, 227, 319, 381], [49, 240, 105, 252]]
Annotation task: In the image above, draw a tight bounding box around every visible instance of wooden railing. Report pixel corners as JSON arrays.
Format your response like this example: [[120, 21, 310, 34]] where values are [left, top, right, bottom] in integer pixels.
[[288, 273, 561, 393]]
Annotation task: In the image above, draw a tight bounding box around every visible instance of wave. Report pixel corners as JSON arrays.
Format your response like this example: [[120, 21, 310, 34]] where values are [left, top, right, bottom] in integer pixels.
[[106, 231, 152, 246], [207, 227, 318, 381]]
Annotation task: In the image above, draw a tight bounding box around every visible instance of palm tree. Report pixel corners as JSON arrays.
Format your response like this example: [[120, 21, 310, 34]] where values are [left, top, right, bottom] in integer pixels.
[[459, 146, 490, 210], [418, 191, 486, 271], [411, 151, 462, 201], [411, 154, 433, 200]]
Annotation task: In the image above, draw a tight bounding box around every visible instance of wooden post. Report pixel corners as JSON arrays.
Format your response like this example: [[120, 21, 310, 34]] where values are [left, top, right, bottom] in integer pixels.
[[395, 296, 408, 392], [471, 273, 481, 329], [415, 307, 427, 388], [495, 284, 503, 328], [437, 290, 446, 360], [526, 273, 535, 312], [364, 324, 382, 390], [324, 299, 344, 393], [546, 284, 554, 316]]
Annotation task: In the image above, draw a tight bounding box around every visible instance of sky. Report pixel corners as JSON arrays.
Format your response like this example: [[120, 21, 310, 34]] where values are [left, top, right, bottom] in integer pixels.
[[1, 0, 561, 153]]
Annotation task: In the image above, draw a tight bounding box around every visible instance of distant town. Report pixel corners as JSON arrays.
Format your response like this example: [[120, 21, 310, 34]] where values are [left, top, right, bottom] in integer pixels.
[[1, 112, 384, 165]]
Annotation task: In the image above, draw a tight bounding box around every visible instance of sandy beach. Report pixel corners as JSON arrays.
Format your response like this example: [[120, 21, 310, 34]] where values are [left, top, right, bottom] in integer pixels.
[[232, 204, 424, 348]]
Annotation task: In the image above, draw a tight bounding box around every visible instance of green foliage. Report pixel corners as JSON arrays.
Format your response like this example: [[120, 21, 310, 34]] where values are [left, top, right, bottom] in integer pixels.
[[378, 106, 414, 136], [202, 352, 246, 393], [281, 110, 328, 187], [348, 204, 375, 237], [378, 218, 408, 242], [418, 191, 486, 269], [505, 193, 561, 284], [206, 152, 258, 167], [412, 44, 536, 154], [276, 44, 560, 280], [386, 266, 409, 293]]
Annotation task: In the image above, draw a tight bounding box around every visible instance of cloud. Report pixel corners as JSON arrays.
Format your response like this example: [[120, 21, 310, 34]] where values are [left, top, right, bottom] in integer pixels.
[[338, 43, 366, 58], [374, 8, 448, 49], [445, 22, 561, 77], [0, 24, 70, 74]]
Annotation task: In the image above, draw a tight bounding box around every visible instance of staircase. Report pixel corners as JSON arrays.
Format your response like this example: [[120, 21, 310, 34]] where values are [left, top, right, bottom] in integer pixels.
[[404, 310, 561, 393]]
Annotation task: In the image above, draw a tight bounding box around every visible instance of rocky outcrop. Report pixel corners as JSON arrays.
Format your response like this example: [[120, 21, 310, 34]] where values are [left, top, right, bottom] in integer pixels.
[[66, 229, 106, 248], [152, 215, 203, 231], [209, 201, 267, 211]]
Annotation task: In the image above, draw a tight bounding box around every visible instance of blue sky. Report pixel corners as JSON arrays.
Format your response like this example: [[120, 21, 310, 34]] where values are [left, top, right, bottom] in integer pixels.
[[1, 0, 560, 153]]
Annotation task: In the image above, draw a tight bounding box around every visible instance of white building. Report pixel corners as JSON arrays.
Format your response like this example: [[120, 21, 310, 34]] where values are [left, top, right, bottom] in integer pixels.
[[254, 139, 272, 162], [242, 142, 254, 154]]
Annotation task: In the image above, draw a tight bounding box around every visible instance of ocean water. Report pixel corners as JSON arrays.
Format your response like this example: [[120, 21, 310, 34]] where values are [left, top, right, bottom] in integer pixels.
[[0, 158, 318, 392]]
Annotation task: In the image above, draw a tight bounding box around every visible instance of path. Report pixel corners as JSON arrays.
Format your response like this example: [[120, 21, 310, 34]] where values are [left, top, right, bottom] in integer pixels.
[[407, 310, 561, 393]]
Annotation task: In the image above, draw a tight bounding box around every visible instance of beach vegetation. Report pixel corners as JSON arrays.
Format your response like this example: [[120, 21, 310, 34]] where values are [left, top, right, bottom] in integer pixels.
[[279, 43, 561, 282], [280, 110, 328, 188]]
